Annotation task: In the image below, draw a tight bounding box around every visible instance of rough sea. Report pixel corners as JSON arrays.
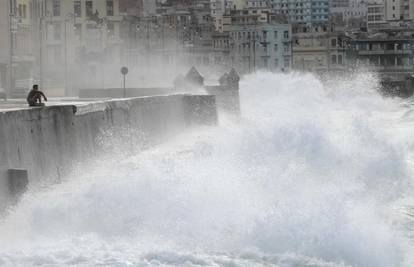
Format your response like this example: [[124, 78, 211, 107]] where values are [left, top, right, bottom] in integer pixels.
[[0, 71, 413, 266]]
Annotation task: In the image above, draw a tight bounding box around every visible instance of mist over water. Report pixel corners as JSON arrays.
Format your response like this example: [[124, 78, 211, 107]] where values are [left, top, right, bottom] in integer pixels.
[[1, 71, 414, 266]]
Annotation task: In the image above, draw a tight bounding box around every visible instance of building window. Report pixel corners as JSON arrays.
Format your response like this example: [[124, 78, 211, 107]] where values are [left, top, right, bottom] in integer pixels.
[[338, 54, 343, 65], [107, 0, 114, 16], [274, 31, 278, 39], [283, 30, 289, 39], [18, 4, 27, 18], [53, 0, 60, 16], [275, 58, 279, 67], [74, 1, 81, 17], [331, 38, 337, 47], [283, 43, 290, 52], [331, 54, 337, 64], [53, 23, 61, 40], [274, 43, 278, 52], [86, 1, 93, 17]]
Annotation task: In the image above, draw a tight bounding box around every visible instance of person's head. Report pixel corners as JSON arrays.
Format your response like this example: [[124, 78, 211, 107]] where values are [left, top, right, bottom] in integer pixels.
[[33, 84, 38, 91]]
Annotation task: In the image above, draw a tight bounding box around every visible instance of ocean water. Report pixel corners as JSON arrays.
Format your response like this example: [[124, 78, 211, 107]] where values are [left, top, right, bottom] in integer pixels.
[[0, 71, 413, 266]]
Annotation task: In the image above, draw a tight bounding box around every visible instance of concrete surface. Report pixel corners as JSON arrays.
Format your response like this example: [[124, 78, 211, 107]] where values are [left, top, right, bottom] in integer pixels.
[[0, 98, 110, 112], [0, 94, 217, 210]]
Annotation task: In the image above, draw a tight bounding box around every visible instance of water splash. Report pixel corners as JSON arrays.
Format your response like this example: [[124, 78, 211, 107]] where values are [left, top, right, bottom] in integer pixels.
[[0, 71, 413, 266]]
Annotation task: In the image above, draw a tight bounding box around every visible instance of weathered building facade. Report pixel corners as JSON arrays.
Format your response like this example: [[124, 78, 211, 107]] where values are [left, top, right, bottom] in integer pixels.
[[42, 0, 122, 94], [292, 25, 349, 72], [221, 9, 292, 73], [0, 0, 45, 97], [269, 0, 330, 25], [346, 29, 414, 75]]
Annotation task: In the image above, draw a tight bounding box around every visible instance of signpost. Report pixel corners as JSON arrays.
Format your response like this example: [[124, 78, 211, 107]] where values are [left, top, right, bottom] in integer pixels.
[[121, 66, 128, 98]]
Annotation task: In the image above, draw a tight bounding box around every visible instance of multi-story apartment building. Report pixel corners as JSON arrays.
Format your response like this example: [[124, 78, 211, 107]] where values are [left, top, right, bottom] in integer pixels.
[[346, 29, 414, 75], [346, 28, 414, 96], [13, 0, 37, 95], [121, 0, 218, 81], [269, 0, 329, 25], [366, 0, 414, 31], [219, 9, 292, 73], [384, 0, 414, 21], [292, 25, 349, 72], [0, 0, 45, 97], [330, 0, 367, 26], [211, 0, 247, 31], [42, 0, 122, 94], [367, 1, 386, 29]]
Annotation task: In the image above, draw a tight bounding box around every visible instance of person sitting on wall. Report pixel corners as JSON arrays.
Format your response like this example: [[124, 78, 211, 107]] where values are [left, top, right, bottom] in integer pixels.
[[27, 84, 47, 107]]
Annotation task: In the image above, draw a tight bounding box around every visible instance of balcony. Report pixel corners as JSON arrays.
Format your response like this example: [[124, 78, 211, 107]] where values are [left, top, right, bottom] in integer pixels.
[[366, 65, 414, 71], [357, 49, 413, 55]]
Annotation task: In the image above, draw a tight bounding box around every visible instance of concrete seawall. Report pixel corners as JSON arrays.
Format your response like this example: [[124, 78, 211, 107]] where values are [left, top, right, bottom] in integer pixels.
[[0, 94, 217, 208], [78, 67, 241, 117]]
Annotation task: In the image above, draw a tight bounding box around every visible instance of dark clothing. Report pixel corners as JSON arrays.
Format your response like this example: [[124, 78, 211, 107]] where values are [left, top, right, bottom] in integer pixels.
[[27, 90, 47, 106], [29, 102, 45, 107]]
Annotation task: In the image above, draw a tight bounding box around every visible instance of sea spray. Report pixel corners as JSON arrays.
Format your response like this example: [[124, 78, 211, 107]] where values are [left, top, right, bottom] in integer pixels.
[[0, 71, 413, 266]]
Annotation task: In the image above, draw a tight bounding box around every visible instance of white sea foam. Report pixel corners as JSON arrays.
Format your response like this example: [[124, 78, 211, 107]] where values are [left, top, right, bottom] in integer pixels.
[[0, 71, 413, 266]]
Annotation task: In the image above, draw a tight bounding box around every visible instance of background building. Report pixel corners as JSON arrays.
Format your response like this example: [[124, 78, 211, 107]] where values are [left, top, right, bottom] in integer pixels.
[[292, 25, 349, 72], [0, 0, 45, 97], [222, 8, 292, 72], [269, 0, 330, 25], [367, 1, 386, 30], [330, 0, 367, 28], [41, 0, 122, 94], [346, 29, 414, 76], [211, 0, 247, 32], [384, 0, 414, 21]]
